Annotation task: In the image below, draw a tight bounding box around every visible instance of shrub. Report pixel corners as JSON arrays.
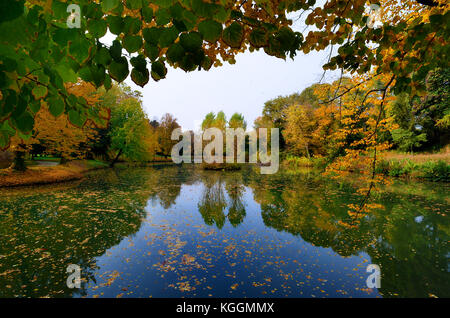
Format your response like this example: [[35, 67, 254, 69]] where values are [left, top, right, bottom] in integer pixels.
[[284, 155, 314, 167], [388, 160, 404, 177], [420, 160, 450, 182], [375, 159, 390, 175]]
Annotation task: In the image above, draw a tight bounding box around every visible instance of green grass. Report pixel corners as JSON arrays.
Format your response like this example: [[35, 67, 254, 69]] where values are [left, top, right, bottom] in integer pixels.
[[284, 154, 449, 182], [31, 156, 61, 162], [283, 155, 326, 170], [376, 159, 449, 182], [85, 160, 109, 168]]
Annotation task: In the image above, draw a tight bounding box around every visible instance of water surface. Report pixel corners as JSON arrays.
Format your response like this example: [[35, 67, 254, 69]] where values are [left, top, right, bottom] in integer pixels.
[[0, 165, 448, 298]]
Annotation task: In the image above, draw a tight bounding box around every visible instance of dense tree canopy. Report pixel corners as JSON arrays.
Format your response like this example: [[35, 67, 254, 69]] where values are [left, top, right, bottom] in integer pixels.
[[157, 112, 180, 156]]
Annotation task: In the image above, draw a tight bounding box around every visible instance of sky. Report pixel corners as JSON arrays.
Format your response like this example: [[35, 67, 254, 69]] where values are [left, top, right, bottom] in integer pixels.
[[124, 48, 338, 132]]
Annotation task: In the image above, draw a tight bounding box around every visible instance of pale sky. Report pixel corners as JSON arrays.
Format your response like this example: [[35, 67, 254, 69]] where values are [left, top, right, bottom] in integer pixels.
[[124, 49, 338, 132], [103, 5, 340, 131]]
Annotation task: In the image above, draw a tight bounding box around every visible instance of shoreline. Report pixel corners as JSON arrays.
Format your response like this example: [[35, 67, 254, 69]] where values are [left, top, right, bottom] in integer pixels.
[[0, 160, 109, 188], [1, 156, 448, 188], [0, 160, 178, 188]]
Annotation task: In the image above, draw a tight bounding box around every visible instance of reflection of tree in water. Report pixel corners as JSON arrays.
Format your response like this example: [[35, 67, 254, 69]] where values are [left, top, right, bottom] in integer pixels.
[[0, 169, 155, 298], [1, 166, 448, 298], [197, 171, 247, 228], [139, 164, 195, 209], [198, 172, 227, 229], [224, 173, 246, 227], [110, 164, 196, 210], [248, 172, 450, 297], [365, 195, 450, 297]]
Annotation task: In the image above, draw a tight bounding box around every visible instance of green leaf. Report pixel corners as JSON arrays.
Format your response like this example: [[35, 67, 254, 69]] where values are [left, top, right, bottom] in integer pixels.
[[143, 27, 163, 45], [32, 85, 48, 100], [276, 27, 296, 51], [48, 96, 65, 117], [180, 32, 203, 52], [84, 3, 103, 19], [79, 65, 93, 82], [11, 96, 27, 118], [155, 8, 171, 25], [107, 16, 124, 35], [14, 111, 34, 133], [126, 0, 143, 10], [28, 99, 41, 114], [0, 120, 15, 149], [104, 74, 112, 90], [429, 14, 443, 26], [214, 7, 230, 23], [110, 40, 123, 60], [123, 16, 142, 35], [95, 46, 113, 66], [153, 0, 175, 8], [158, 26, 179, 47], [141, 6, 154, 22], [68, 110, 86, 127], [201, 56, 212, 71], [90, 64, 106, 88], [151, 60, 167, 81], [101, 0, 120, 13], [249, 28, 268, 48], [52, 28, 78, 47], [198, 20, 222, 43], [0, 0, 24, 23], [181, 10, 197, 30], [108, 57, 129, 82], [123, 35, 143, 53], [131, 68, 150, 87], [222, 22, 243, 48], [2, 91, 17, 119], [69, 37, 92, 63], [191, 0, 216, 19], [166, 43, 185, 64], [178, 55, 194, 72], [88, 19, 108, 38], [144, 43, 159, 61], [130, 55, 147, 71]]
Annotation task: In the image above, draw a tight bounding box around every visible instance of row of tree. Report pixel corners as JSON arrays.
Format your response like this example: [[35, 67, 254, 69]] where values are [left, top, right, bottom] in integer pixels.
[[8, 82, 181, 170], [254, 68, 449, 162]]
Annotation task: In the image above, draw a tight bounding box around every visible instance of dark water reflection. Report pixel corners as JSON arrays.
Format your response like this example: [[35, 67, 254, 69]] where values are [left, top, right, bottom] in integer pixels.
[[0, 165, 448, 298]]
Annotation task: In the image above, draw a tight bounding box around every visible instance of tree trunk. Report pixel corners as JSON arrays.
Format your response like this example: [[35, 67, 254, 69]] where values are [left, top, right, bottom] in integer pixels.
[[11, 150, 26, 171], [110, 149, 123, 167], [305, 144, 311, 159]]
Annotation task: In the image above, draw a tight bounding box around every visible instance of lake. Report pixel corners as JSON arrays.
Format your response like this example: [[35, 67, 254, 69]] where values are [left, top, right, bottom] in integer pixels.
[[0, 164, 448, 298]]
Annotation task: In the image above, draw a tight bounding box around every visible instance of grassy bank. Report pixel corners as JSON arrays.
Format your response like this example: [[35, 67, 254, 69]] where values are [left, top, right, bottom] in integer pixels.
[[0, 160, 109, 188], [375, 159, 449, 182], [282, 155, 326, 169], [282, 151, 450, 182], [201, 162, 242, 171]]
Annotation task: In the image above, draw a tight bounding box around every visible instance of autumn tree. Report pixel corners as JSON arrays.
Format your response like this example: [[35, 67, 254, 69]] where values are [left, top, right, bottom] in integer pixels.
[[98, 83, 158, 165], [157, 113, 180, 157], [284, 104, 316, 158], [214, 111, 227, 131], [9, 80, 102, 170], [228, 112, 247, 130]]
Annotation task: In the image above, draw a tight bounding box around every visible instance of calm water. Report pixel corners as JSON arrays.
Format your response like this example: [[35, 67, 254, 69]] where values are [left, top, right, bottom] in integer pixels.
[[0, 165, 448, 298]]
